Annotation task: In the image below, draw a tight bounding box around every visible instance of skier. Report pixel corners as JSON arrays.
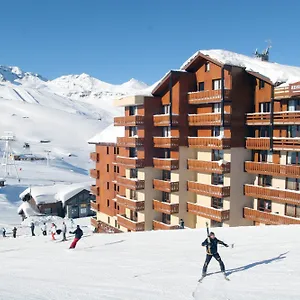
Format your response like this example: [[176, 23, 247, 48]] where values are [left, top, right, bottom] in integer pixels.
[[41, 223, 47, 236], [179, 219, 185, 229], [2, 227, 6, 237], [61, 222, 67, 241], [69, 225, 83, 249], [50, 223, 57, 240], [12, 227, 17, 238], [201, 231, 228, 278], [30, 222, 35, 236]]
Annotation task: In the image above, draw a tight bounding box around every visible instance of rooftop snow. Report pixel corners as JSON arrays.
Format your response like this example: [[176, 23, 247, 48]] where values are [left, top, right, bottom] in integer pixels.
[[180, 49, 300, 85], [88, 124, 124, 144]]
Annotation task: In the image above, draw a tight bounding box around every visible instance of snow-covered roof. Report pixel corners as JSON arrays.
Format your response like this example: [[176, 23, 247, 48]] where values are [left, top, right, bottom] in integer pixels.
[[181, 49, 300, 86], [17, 201, 42, 217], [88, 124, 124, 144], [19, 183, 90, 205]]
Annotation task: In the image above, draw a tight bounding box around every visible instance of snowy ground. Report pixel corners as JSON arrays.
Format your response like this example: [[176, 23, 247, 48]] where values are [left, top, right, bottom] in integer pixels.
[[0, 224, 299, 300]]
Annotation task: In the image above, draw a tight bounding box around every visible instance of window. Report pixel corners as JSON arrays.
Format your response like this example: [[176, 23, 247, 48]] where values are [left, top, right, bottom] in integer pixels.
[[117, 166, 120, 173], [129, 147, 137, 157], [212, 173, 224, 185], [286, 178, 300, 191], [129, 126, 137, 137], [287, 125, 300, 138], [44, 207, 52, 215], [211, 220, 222, 228], [164, 149, 170, 158], [106, 182, 109, 190], [205, 62, 210, 72], [162, 213, 171, 224], [107, 199, 110, 207], [117, 148, 120, 155], [198, 81, 205, 91], [114, 147, 116, 155], [162, 170, 171, 181], [106, 164, 109, 172], [260, 126, 269, 137], [115, 220, 118, 228], [213, 103, 221, 113], [162, 192, 170, 202], [286, 204, 300, 218], [106, 147, 109, 154], [258, 175, 272, 186], [114, 184, 117, 191], [162, 126, 171, 137], [114, 202, 117, 209], [108, 216, 110, 224], [212, 197, 223, 209], [259, 80, 265, 89], [260, 102, 270, 113], [287, 152, 300, 165], [163, 105, 170, 114], [212, 150, 224, 161], [288, 99, 300, 111], [212, 79, 222, 90], [258, 199, 271, 212], [267, 151, 273, 163], [130, 169, 138, 178], [129, 106, 137, 116], [212, 126, 224, 137], [130, 190, 137, 200]]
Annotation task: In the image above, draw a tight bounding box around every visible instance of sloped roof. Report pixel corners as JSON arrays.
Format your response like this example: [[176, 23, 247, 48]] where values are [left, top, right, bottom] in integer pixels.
[[88, 124, 124, 144]]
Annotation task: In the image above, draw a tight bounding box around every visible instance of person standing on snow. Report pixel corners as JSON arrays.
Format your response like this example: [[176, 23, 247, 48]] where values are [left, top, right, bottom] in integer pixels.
[[12, 227, 17, 238], [62, 222, 67, 241], [41, 223, 47, 236], [30, 222, 35, 236], [2, 228, 6, 237], [201, 232, 228, 277], [69, 225, 83, 249], [50, 223, 57, 240]]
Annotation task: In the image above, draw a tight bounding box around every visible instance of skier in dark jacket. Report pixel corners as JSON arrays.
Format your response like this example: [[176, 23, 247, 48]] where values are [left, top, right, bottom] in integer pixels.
[[69, 225, 83, 249], [201, 232, 228, 277], [30, 222, 35, 236], [12, 227, 17, 238]]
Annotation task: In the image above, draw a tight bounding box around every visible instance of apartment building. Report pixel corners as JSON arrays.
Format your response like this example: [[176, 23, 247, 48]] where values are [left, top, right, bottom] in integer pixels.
[[90, 50, 300, 232]]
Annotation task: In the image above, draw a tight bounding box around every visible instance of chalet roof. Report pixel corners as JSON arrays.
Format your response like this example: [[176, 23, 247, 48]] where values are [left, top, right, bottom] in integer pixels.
[[88, 124, 124, 144]]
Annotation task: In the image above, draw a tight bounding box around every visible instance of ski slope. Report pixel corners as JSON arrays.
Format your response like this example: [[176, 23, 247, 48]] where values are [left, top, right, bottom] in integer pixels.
[[0, 224, 299, 300]]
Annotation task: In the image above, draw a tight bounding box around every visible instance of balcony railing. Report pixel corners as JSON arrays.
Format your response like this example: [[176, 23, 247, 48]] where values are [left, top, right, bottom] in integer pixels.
[[152, 220, 180, 230], [153, 179, 180, 193], [114, 115, 144, 126], [244, 207, 300, 225], [117, 137, 144, 148], [188, 113, 231, 126], [90, 152, 99, 162], [89, 169, 99, 179], [153, 114, 179, 126], [90, 185, 99, 196], [188, 159, 230, 174], [246, 111, 300, 125], [116, 156, 145, 168], [246, 138, 270, 150], [153, 158, 179, 170], [153, 137, 179, 148], [90, 201, 99, 212], [245, 161, 300, 178], [274, 86, 290, 100], [188, 137, 231, 149], [116, 195, 145, 211], [117, 176, 145, 190], [246, 138, 300, 151], [244, 184, 300, 206], [153, 200, 179, 214], [187, 89, 231, 104], [117, 214, 145, 231], [187, 202, 230, 222], [187, 181, 230, 198]]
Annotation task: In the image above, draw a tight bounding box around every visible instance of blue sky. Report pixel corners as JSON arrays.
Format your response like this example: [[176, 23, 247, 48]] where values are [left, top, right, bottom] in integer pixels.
[[1, 0, 299, 84]]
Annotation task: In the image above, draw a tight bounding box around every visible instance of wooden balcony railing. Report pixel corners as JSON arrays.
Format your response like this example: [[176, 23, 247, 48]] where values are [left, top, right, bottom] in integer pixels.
[[153, 137, 179, 148], [274, 86, 290, 100], [273, 138, 300, 151], [188, 137, 231, 149], [116, 156, 145, 168], [246, 113, 271, 125], [90, 152, 99, 162], [246, 138, 270, 150], [114, 115, 144, 126], [153, 158, 179, 170], [153, 114, 179, 126], [117, 137, 144, 147], [116, 195, 145, 211], [153, 179, 179, 193], [116, 176, 145, 190], [152, 220, 180, 230], [92, 218, 123, 233], [90, 185, 99, 196], [117, 214, 145, 231], [245, 161, 300, 178], [153, 200, 179, 214], [187, 181, 230, 198], [246, 111, 300, 125], [187, 202, 230, 222], [244, 207, 300, 225], [188, 159, 230, 174], [90, 201, 99, 212], [244, 184, 300, 206], [187, 89, 231, 104], [91, 217, 99, 229], [188, 113, 231, 126], [89, 169, 99, 179]]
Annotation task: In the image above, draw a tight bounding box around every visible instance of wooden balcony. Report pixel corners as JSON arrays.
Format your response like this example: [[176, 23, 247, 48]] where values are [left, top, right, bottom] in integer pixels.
[[91, 217, 99, 228], [153, 137, 179, 148], [152, 220, 180, 230], [153, 200, 179, 214], [90, 201, 99, 212], [246, 111, 300, 125], [116, 156, 145, 168], [245, 161, 300, 178], [187, 89, 231, 104], [90, 185, 99, 196], [188, 137, 231, 149], [153, 179, 179, 193], [117, 176, 145, 190], [188, 113, 231, 126], [153, 114, 179, 126], [187, 181, 230, 198], [114, 115, 144, 126], [116, 195, 145, 211], [89, 169, 99, 179], [90, 152, 99, 162], [187, 202, 230, 222], [92, 218, 123, 233], [246, 137, 300, 151], [274, 86, 290, 100], [188, 159, 230, 174], [244, 207, 300, 225], [244, 184, 300, 206], [117, 214, 145, 231], [246, 138, 270, 150], [153, 158, 179, 170], [117, 137, 144, 147]]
